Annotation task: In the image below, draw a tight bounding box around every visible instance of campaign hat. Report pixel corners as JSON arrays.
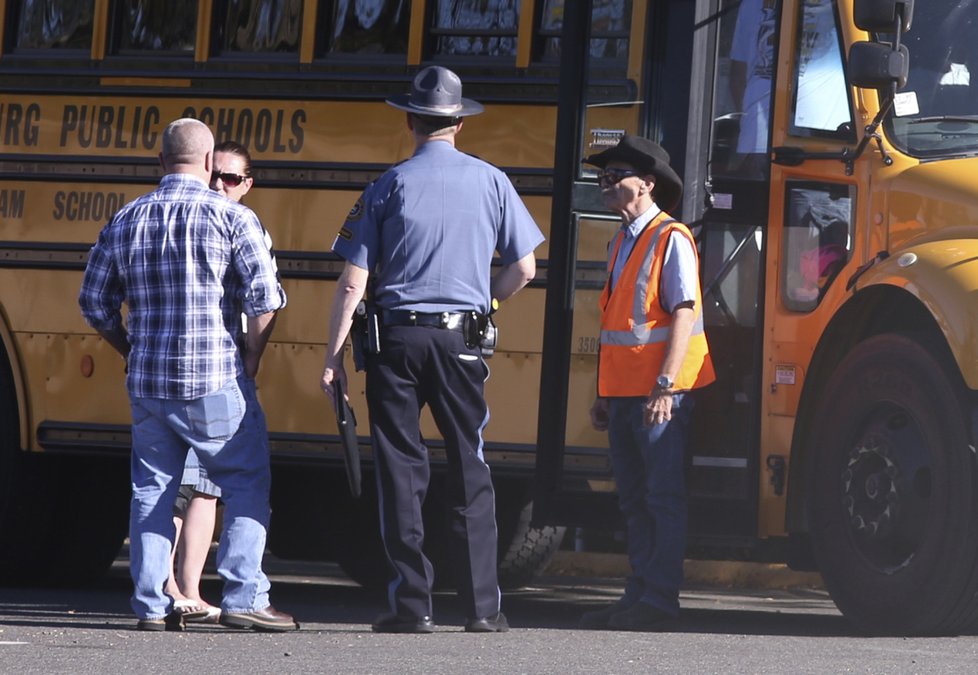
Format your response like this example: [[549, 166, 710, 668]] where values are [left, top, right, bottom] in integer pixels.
[[386, 65, 484, 117], [584, 135, 683, 211]]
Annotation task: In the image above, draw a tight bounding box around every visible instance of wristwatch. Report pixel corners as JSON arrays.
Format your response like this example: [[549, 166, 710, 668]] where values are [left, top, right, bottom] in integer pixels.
[[655, 374, 674, 391]]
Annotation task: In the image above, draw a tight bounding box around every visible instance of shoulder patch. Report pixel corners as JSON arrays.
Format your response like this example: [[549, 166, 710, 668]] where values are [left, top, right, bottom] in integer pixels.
[[347, 198, 365, 221]]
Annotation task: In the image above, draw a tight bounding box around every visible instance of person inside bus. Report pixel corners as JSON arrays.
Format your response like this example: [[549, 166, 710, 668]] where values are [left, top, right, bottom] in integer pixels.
[[581, 135, 716, 632], [320, 65, 543, 634], [729, 0, 777, 178], [79, 118, 296, 632], [164, 141, 264, 625], [789, 217, 848, 306]]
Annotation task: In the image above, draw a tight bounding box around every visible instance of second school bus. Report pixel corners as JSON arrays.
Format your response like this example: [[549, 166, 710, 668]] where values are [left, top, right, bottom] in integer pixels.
[[1, 0, 976, 635]]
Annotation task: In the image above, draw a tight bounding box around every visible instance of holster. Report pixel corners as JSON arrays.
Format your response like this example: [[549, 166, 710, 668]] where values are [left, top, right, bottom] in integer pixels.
[[350, 301, 380, 371], [462, 311, 498, 358]]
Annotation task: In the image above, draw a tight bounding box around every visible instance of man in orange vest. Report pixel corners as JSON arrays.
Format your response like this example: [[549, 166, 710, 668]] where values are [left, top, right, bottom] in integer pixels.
[[580, 135, 715, 632]]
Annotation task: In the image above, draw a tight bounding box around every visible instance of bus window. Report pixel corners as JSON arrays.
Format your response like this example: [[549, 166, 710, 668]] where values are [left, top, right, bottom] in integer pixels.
[[429, 0, 519, 57], [113, 1, 197, 53], [711, 0, 777, 180], [790, 0, 853, 139], [214, 0, 303, 54], [537, 0, 631, 68], [889, 0, 978, 158], [322, 0, 409, 55], [11, 0, 94, 50], [782, 182, 853, 312]]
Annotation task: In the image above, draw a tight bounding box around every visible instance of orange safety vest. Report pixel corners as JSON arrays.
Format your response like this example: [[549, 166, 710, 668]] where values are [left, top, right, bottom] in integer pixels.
[[598, 212, 715, 397]]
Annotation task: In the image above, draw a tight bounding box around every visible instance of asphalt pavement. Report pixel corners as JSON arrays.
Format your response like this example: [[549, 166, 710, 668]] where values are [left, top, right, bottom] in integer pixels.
[[7, 553, 978, 674]]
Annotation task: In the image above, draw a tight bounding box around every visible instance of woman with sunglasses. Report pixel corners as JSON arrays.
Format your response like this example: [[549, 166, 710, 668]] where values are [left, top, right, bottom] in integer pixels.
[[165, 141, 265, 624]]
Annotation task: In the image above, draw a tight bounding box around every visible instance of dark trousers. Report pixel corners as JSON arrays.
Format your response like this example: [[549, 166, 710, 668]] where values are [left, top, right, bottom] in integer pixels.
[[606, 394, 694, 616], [366, 324, 501, 620]]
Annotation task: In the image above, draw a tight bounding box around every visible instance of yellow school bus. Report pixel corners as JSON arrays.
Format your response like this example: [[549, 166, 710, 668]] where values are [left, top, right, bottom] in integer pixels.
[[1, 0, 976, 635]]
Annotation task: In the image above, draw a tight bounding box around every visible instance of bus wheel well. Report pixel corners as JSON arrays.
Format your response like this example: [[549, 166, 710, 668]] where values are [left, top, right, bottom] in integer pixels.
[[0, 340, 129, 588], [786, 286, 954, 535]]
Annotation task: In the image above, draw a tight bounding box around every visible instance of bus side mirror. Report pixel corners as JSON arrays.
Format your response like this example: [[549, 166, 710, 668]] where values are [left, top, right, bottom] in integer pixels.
[[853, 0, 914, 33], [848, 42, 909, 89]]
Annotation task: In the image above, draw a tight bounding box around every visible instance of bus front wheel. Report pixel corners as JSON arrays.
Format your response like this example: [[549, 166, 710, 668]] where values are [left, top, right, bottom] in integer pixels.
[[808, 333, 978, 635]]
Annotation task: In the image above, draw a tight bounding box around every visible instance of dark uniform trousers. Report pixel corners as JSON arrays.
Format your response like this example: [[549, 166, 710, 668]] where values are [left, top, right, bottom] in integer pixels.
[[365, 323, 501, 620]]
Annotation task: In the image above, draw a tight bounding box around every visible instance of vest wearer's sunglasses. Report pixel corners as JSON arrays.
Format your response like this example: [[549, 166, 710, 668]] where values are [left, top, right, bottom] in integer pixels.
[[597, 168, 639, 187]]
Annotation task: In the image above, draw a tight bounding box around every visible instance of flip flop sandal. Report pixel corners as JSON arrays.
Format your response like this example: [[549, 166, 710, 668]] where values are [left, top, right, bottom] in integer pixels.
[[186, 605, 222, 625], [172, 599, 210, 621]]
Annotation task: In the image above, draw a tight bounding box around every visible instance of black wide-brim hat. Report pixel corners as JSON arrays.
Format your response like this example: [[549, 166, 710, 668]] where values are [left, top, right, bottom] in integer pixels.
[[386, 65, 484, 117], [584, 134, 683, 212]]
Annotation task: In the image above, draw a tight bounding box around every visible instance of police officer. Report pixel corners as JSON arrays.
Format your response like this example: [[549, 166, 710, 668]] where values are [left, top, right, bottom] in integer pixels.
[[320, 66, 544, 634]]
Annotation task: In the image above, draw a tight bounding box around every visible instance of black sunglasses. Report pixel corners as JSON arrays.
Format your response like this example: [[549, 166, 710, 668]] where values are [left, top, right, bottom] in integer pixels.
[[211, 172, 248, 188], [596, 168, 639, 187]]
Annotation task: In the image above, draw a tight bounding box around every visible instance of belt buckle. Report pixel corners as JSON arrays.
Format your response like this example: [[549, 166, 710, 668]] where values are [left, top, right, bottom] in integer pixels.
[[440, 312, 462, 330]]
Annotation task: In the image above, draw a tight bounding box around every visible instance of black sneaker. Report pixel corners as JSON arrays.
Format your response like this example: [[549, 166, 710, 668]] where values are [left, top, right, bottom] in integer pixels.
[[464, 612, 509, 633], [607, 602, 677, 632], [578, 600, 632, 630], [372, 613, 436, 634]]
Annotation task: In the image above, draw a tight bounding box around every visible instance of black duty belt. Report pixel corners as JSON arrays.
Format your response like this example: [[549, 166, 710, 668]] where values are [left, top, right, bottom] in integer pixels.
[[381, 309, 469, 331]]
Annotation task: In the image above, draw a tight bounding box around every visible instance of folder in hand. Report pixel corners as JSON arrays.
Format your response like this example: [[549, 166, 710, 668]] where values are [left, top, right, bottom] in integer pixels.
[[332, 379, 361, 498]]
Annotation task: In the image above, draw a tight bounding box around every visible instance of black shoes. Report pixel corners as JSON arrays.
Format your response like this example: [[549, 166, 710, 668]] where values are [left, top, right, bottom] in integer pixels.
[[578, 600, 633, 630], [371, 612, 508, 633], [606, 602, 677, 632], [580, 600, 677, 631], [464, 612, 509, 633], [220, 605, 299, 632], [372, 613, 436, 634]]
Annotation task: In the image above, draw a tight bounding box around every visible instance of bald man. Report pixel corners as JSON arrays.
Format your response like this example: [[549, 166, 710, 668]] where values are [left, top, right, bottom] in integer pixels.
[[80, 118, 295, 632]]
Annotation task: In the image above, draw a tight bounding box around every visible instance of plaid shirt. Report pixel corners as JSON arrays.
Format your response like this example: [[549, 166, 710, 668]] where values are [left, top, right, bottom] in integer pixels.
[[79, 173, 286, 400]]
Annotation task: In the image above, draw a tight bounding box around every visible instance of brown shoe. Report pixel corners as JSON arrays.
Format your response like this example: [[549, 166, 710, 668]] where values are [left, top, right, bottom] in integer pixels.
[[220, 605, 299, 632], [136, 610, 186, 632]]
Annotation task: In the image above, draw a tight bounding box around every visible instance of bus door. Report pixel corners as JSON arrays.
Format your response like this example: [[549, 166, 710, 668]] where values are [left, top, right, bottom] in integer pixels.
[[759, 0, 860, 540], [690, 0, 859, 547], [533, 0, 726, 533], [681, 0, 776, 546]]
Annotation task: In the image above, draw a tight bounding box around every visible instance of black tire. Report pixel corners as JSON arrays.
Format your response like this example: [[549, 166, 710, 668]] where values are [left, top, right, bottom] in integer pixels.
[[497, 500, 566, 589], [0, 344, 128, 586], [808, 333, 978, 635], [332, 479, 566, 591], [333, 495, 390, 588], [41, 455, 130, 587], [268, 465, 391, 586], [336, 478, 449, 589], [0, 342, 58, 585]]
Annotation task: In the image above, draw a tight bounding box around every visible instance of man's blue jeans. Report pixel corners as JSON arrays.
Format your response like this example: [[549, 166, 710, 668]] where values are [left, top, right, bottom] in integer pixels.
[[607, 394, 693, 616], [128, 375, 271, 619]]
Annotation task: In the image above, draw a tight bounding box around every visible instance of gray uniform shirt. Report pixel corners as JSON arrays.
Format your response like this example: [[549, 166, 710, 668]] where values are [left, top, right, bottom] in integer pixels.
[[333, 140, 544, 314]]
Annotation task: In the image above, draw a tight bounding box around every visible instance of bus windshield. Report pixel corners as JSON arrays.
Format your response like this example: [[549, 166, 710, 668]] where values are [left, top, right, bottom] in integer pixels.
[[888, 0, 978, 158]]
